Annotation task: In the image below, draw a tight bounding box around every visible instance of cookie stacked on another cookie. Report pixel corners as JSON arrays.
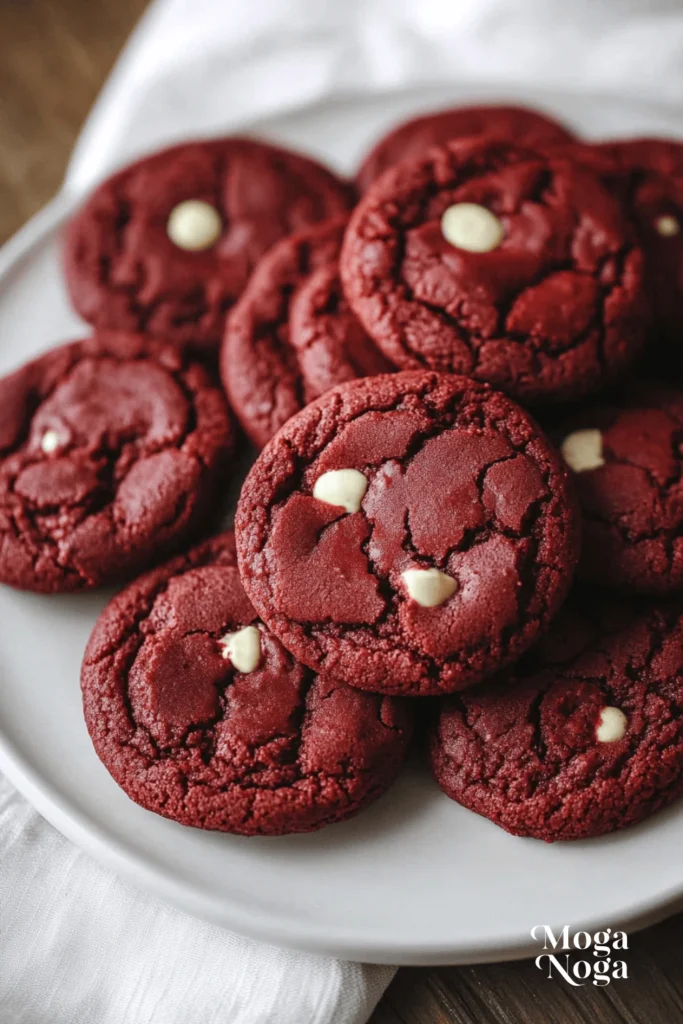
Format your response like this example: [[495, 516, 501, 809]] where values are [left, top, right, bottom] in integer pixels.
[[0, 330, 233, 592], [597, 139, 683, 360], [356, 103, 576, 192], [341, 135, 649, 403], [429, 594, 683, 841], [557, 382, 683, 594], [235, 371, 580, 695], [82, 532, 412, 835], [64, 137, 354, 355], [221, 217, 390, 447], [567, 138, 683, 362]]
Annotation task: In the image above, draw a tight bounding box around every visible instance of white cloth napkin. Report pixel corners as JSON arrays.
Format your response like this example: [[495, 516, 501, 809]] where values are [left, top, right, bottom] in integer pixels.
[[0, 777, 393, 1024], [66, 0, 683, 194], [5, 0, 683, 1021]]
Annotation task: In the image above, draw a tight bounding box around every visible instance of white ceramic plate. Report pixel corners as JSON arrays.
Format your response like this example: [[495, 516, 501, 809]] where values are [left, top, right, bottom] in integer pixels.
[[2, 87, 683, 966]]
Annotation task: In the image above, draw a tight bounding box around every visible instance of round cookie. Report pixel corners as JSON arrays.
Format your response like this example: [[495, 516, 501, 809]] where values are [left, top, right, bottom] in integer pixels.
[[81, 532, 412, 835], [222, 218, 390, 447], [0, 331, 232, 593], [235, 371, 580, 696], [341, 137, 649, 404], [557, 382, 683, 594], [64, 138, 354, 354], [430, 595, 683, 841], [591, 139, 683, 355], [356, 104, 575, 192], [290, 262, 393, 408]]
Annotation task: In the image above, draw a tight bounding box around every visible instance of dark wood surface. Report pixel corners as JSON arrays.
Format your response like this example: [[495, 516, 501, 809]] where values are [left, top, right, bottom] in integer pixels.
[[1, 3, 681, 1022]]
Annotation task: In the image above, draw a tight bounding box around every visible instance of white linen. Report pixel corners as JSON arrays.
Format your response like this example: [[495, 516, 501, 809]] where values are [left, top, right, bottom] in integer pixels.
[[67, 0, 683, 193], [0, 776, 393, 1023]]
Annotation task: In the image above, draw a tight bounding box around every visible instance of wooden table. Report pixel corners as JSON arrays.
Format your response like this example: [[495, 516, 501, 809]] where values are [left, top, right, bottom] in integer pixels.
[[1, 3, 681, 1022]]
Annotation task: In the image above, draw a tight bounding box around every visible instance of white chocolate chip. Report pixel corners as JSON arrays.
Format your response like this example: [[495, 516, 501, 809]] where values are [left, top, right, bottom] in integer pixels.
[[655, 214, 680, 237], [40, 429, 61, 454], [401, 568, 458, 608], [313, 468, 368, 514], [561, 429, 604, 473], [219, 625, 261, 674], [167, 199, 222, 251], [440, 203, 504, 253], [596, 706, 628, 743]]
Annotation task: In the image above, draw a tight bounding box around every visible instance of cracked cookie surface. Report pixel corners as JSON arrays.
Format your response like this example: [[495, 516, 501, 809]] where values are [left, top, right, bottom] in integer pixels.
[[589, 138, 683, 358], [341, 137, 649, 403], [64, 138, 354, 354], [235, 371, 580, 696], [356, 103, 575, 192], [557, 383, 683, 594], [81, 532, 412, 835], [430, 594, 683, 841], [0, 331, 232, 592], [222, 218, 390, 447]]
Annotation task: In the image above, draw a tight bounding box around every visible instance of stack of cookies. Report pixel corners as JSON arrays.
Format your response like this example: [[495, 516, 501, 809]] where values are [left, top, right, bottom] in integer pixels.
[[3, 104, 683, 842]]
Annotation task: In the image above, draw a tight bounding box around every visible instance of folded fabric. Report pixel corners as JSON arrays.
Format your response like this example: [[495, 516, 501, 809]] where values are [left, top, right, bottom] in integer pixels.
[[0, 775, 394, 1024], [67, 0, 683, 193]]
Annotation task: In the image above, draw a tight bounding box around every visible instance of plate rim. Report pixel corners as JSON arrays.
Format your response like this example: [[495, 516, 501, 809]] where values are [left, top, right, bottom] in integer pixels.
[[2, 185, 683, 966]]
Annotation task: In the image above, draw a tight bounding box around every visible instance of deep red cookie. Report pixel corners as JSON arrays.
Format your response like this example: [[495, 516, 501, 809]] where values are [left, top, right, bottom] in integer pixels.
[[0, 331, 232, 593], [341, 137, 649, 404], [356, 103, 575, 191], [64, 138, 354, 354], [235, 372, 580, 696], [556, 382, 683, 594], [588, 139, 683, 356], [222, 218, 390, 447], [430, 595, 683, 841], [81, 532, 412, 835]]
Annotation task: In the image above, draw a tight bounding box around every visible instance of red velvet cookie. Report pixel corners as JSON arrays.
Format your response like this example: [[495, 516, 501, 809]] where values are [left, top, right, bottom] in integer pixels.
[[430, 595, 683, 841], [0, 332, 232, 593], [341, 137, 649, 404], [82, 532, 412, 835], [356, 103, 575, 191], [589, 139, 683, 354], [222, 218, 390, 447], [64, 138, 354, 354], [235, 372, 580, 696], [557, 383, 683, 594]]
